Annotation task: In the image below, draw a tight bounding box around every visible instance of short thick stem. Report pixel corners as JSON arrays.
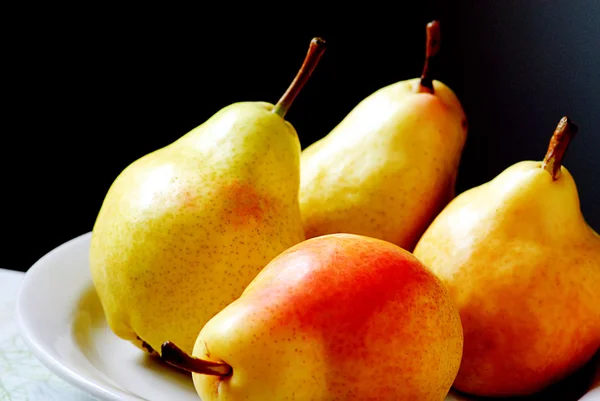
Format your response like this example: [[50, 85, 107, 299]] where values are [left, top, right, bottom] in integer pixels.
[[161, 342, 232, 377], [417, 20, 441, 94], [541, 116, 578, 180], [273, 37, 327, 118]]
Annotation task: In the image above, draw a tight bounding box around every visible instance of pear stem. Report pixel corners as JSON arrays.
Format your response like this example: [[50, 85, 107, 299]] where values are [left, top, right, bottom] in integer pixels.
[[161, 341, 232, 377], [541, 116, 578, 180], [417, 20, 441, 94], [273, 37, 327, 118]]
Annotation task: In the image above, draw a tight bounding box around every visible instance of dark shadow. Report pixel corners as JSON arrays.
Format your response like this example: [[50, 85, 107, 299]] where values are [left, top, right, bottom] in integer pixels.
[[136, 351, 195, 384], [452, 352, 598, 401]]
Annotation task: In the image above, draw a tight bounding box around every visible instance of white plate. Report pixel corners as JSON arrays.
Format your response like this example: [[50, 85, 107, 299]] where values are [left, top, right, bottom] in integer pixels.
[[16, 232, 600, 401]]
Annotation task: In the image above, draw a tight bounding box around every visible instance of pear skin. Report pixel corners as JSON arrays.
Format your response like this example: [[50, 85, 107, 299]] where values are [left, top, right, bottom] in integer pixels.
[[89, 38, 326, 355], [413, 117, 600, 396], [162, 234, 464, 401], [300, 21, 468, 251]]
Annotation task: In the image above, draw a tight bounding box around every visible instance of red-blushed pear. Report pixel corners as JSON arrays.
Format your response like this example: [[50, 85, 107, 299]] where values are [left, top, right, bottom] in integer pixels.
[[299, 21, 468, 251], [414, 117, 600, 397], [161, 234, 464, 401], [89, 38, 326, 356]]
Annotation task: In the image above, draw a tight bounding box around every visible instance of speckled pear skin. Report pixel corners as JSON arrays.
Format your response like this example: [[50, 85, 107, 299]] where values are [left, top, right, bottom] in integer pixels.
[[413, 162, 600, 396], [299, 79, 468, 252], [192, 234, 464, 401], [89, 101, 305, 355]]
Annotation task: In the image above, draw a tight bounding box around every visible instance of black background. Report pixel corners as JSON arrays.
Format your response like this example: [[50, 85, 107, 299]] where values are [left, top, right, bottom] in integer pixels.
[[5, 1, 600, 272]]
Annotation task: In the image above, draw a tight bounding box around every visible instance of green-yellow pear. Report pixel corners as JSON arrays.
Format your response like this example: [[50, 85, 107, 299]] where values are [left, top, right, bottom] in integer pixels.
[[89, 38, 326, 355], [414, 117, 600, 397], [300, 21, 468, 251], [161, 233, 464, 401]]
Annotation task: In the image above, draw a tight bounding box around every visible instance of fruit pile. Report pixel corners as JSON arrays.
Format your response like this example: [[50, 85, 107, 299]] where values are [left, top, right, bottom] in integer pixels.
[[88, 21, 600, 401]]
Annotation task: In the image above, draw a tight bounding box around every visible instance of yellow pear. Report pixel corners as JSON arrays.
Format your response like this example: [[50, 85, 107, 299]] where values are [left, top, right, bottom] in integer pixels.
[[300, 21, 468, 251], [160, 233, 463, 401], [89, 38, 326, 355], [414, 117, 600, 396]]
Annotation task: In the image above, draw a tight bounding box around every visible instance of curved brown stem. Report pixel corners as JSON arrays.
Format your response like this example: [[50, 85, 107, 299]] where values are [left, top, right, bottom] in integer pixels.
[[273, 37, 327, 118], [136, 335, 158, 356], [417, 20, 441, 94], [541, 116, 578, 180], [161, 341, 232, 377]]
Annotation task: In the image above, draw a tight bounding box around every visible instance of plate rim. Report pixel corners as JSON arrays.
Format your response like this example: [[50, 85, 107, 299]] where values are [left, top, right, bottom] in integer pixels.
[[15, 231, 145, 401]]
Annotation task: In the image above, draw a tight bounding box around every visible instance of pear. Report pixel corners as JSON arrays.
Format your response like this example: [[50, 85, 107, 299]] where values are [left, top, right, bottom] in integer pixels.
[[299, 21, 468, 251], [160, 233, 464, 401], [89, 37, 326, 355], [413, 117, 600, 396]]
